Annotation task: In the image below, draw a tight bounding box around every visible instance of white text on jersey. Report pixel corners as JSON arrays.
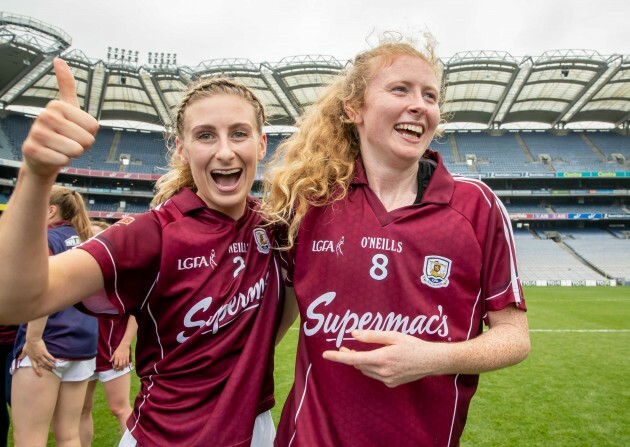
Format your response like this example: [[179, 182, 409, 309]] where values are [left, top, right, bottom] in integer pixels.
[[360, 237, 403, 253], [228, 242, 248, 254], [303, 292, 448, 347], [177, 255, 214, 271], [175, 273, 268, 343]]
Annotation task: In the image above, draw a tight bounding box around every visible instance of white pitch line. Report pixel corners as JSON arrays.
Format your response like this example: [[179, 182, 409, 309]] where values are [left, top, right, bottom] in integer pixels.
[[530, 329, 630, 332], [289, 328, 630, 332]]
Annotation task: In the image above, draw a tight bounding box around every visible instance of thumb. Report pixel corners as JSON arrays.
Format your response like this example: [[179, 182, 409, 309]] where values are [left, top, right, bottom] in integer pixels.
[[352, 330, 401, 346], [53, 58, 80, 108]]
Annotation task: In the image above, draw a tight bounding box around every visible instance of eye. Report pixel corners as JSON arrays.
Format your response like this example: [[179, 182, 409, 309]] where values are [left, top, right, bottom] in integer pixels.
[[196, 131, 215, 141], [231, 130, 249, 140], [424, 91, 438, 102], [391, 85, 408, 94]]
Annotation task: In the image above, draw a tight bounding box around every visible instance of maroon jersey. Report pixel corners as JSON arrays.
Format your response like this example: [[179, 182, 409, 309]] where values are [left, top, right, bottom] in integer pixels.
[[78, 188, 283, 447], [95, 314, 132, 372], [276, 151, 526, 447], [0, 326, 18, 345]]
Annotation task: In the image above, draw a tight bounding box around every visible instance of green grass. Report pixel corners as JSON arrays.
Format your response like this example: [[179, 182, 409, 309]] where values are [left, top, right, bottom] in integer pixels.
[[460, 287, 630, 446], [11, 286, 629, 446]]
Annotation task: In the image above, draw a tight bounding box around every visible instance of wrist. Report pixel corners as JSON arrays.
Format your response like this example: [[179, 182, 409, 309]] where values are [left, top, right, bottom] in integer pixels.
[[19, 166, 58, 185]]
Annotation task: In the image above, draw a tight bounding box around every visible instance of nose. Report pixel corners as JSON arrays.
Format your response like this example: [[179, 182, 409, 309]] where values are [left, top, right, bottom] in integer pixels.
[[215, 138, 236, 162], [408, 92, 428, 115]]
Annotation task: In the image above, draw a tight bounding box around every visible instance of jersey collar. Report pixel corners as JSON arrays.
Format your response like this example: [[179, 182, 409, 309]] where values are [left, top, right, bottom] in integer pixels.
[[169, 187, 209, 214], [169, 187, 256, 223], [47, 220, 70, 230]]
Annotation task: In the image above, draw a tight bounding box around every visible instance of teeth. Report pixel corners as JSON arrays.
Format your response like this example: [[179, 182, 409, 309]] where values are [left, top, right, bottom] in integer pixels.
[[395, 124, 423, 134], [212, 169, 241, 175]]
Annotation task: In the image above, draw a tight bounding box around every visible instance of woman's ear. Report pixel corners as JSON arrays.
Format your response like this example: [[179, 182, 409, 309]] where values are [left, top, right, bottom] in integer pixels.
[[175, 137, 189, 164], [47, 205, 58, 221], [343, 100, 362, 124], [257, 134, 267, 162]]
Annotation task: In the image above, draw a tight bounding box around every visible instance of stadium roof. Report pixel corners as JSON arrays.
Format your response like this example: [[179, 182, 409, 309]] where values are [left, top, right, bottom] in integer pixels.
[[1, 12, 629, 130]]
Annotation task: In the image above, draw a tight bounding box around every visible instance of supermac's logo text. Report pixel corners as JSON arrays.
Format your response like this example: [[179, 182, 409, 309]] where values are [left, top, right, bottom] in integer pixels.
[[303, 292, 449, 347], [176, 274, 268, 343]]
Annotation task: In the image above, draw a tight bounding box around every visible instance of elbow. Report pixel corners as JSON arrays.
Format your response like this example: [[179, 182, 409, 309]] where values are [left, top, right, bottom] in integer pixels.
[[514, 328, 531, 365], [519, 334, 531, 363]]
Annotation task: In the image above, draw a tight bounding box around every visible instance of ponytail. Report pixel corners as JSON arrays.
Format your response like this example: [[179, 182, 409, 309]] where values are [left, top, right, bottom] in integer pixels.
[[49, 186, 92, 241]]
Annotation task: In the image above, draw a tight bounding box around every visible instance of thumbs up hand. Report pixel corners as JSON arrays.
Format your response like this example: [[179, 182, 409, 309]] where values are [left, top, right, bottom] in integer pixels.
[[21, 58, 99, 179]]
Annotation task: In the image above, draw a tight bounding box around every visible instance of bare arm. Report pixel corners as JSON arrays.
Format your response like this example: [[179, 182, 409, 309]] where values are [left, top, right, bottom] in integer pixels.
[[19, 317, 56, 377], [323, 305, 530, 388], [0, 59, 101, 323], [110, 315, 138, 370], [275, 285, 298, 345]]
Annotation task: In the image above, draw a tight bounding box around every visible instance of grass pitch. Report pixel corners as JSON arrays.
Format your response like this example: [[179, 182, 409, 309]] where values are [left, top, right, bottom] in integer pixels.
[[21, 286, 629, 446]]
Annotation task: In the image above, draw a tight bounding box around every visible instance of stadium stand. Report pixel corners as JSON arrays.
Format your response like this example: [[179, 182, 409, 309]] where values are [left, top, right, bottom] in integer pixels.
[[586, 131, 630, 160], [504, 203, 550, 213], [117, 130, 168, 169], [0, 114, 32, 161], [559, 228, 630, 281], [513, 229, 608, 283], [0, 13, 628, 286]]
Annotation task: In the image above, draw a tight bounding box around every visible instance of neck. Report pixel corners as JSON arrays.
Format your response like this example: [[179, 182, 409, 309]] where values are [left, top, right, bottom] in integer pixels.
[[363, 162, 418, 211]]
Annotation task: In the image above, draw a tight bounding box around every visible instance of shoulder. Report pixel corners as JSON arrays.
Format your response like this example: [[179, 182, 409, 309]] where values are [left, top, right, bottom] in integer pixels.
[[450, 176, 499, 211], [48, 225, 80, 253]]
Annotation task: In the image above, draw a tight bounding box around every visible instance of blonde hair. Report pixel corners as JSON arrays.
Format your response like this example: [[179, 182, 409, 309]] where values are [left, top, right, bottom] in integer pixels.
[[151, 77, 267, 207], [49, 185, 92, 241], [261, 33, 444, 249], [90, 220, 110, 234]]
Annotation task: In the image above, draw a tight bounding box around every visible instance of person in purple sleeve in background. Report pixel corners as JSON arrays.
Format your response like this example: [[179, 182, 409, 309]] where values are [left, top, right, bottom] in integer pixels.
[[10, 185, 98, 447], [0, 324, 18, 447]]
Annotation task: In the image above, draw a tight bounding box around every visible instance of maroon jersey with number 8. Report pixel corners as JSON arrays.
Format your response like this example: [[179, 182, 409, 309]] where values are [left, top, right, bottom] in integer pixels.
[[276, 151, 525, 447]]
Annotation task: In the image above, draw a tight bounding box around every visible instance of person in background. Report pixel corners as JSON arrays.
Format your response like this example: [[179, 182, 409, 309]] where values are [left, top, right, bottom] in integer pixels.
[[0, 59, 283, 447], [79, 220, 137, 447], [263, 33, 530, 447], [10, 185, 98, 447], [0, 324, 18, 447]]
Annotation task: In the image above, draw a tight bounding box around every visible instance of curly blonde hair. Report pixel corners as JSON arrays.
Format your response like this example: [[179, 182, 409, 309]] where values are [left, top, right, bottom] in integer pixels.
[[261, 33, 444, 249], [151, 78, 266, 207]]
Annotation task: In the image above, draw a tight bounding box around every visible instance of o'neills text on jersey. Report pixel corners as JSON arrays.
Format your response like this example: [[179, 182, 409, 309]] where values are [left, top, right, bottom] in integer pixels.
[[303, 292, 448, 347], [228, 242, 248, 253], [360, 237, 403, 253], [176, 273, 268, 343]]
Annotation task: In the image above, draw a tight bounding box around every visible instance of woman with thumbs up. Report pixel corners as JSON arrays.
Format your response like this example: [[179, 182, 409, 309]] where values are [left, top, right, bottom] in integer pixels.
[[0, 59, 283, 447]]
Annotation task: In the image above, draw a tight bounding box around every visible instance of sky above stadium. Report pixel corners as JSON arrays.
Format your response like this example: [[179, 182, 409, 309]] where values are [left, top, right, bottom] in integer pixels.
[[2, 0, 627, 66]]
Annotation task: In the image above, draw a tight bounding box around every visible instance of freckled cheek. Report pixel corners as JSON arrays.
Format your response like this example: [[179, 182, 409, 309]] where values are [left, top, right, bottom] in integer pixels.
[[429, 109, 441, 129]]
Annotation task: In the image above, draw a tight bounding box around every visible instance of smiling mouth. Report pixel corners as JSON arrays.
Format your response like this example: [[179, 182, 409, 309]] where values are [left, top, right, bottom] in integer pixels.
[[394, 123, 424, 140], [211, 168, 242, 190]]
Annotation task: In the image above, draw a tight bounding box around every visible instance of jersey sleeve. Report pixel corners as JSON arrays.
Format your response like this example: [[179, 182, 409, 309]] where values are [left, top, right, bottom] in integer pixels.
[[273, 223, 295, 287], [481, 193, 526, 315], [77, 213, 162, 317]]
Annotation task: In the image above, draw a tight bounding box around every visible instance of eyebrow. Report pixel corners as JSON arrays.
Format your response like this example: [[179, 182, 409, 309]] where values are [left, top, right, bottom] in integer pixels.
[[189, 122, 254, 133]]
